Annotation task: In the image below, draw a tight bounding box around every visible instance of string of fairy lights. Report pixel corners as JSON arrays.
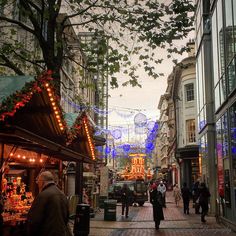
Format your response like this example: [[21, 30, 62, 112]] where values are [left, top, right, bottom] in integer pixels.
[[61, 95, 159, 158]]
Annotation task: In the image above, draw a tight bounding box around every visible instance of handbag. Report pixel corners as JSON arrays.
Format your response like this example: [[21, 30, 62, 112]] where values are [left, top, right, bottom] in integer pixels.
[[195, 197, 199, 204]]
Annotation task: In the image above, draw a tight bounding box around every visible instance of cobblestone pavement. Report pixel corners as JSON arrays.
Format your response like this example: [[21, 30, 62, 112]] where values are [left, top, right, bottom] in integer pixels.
[[81, 191, 236, 236]]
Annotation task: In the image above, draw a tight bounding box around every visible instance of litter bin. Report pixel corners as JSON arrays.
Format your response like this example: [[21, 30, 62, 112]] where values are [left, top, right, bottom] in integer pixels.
[[104, 200, 117, 221], [73, 204, 90, 236]]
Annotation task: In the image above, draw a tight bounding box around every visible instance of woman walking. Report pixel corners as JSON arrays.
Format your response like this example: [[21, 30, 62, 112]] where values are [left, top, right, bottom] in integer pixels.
[[173, 184, 182, 206], [150, 182, 164, 230]]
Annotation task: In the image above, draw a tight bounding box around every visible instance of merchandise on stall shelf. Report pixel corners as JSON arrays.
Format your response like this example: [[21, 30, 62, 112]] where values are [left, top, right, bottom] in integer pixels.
[[1, 177, 34, 225]]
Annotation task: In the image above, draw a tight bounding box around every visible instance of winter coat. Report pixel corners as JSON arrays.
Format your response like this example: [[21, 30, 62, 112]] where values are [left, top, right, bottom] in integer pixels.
[[181, 186, 191, 201], [150, 188, 164, 221], [27, 183, 72, 236], [173, 186, 182, 202], [120, 185, 132, 204], [199, 186, 211, 212]]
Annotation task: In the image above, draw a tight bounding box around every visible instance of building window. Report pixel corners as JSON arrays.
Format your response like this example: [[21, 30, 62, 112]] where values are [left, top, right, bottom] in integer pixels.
[[186, 119, 196, 143], [185, 83, 194, 101]]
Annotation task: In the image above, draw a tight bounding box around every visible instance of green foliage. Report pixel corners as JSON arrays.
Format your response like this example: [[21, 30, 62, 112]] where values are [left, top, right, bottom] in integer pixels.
[[0, 0, 195, 88]]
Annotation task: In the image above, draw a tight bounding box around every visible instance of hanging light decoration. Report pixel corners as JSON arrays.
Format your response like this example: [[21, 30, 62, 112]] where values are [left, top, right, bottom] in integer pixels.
[[147, 121, 156, 131], [134, 112, 147, 127], [123, 144, 131, 152], [111, 129, 122, 139]]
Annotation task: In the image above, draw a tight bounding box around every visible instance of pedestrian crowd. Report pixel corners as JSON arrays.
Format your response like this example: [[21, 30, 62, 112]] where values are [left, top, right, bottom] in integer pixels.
[[148, 179, 211, 230]]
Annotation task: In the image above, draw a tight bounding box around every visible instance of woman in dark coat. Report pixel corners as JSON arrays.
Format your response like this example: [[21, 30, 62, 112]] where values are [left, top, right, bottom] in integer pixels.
[[150, 183, 164, 230], [198, 182, 211, 223]]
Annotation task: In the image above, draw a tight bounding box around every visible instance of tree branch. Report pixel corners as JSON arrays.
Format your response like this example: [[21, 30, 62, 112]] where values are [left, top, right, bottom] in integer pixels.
[[0, 16, 35, 35], [12, 50, 45, 70], [61, 0, 99, 26], [64, 55, 87, 70], [0, 55, 25, 75], [63, 17, 100, 28], [26, 0, 42, 13]]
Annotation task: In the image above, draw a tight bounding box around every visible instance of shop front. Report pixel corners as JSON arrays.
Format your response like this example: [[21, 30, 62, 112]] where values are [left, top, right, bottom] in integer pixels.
[[0, 72, 95, 235], [176, 145, 199, 188]]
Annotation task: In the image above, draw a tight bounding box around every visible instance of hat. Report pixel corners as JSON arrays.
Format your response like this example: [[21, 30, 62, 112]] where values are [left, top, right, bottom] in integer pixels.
[[151, 183, 157, 190]]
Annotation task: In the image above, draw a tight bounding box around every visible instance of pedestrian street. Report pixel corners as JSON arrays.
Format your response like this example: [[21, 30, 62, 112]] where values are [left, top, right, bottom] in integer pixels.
[[88, 191, 236, 236]]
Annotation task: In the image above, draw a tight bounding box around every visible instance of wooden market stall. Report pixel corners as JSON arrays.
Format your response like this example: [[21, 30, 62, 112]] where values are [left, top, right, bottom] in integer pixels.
[[0, 72, 95, 234]]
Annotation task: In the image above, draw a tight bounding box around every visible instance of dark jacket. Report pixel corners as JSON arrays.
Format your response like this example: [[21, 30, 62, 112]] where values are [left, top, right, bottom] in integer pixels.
[[120, 185, 132, 204], [181, 186, 191, 201], [27, 183, 72, 236], [150, 188, 164, 221], [199, 185, 211, 211]]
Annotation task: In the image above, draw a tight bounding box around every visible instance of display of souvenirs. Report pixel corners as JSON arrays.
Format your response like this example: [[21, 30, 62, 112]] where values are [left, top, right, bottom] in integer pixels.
[[1, 176, 34, 225]]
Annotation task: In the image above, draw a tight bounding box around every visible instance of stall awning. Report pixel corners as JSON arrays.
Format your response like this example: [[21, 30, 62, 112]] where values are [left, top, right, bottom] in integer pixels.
[[0, 73, 94, 163]]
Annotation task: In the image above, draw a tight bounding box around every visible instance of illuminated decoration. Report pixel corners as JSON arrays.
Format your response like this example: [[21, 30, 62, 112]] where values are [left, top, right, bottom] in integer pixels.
[[145, 121, 159, 154], [134, 112, 147, 127], [105, 146, 111, 154], [147, 121, 156, 131], [66, 112, 96, 160], [0, 71, 55, 122], [83, 117, 95, 160], [111, 149, 117, 158], [44, 82, 65, 131], [0, 71, 67, 135], [111, 129, 122, 139], [6, 149, 58, 165], [123, 144, 131, 152], [120, 153, 153, 180]]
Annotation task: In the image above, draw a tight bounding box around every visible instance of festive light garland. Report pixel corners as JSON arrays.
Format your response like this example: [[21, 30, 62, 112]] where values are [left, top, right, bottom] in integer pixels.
[[0, 71, 54, 122], [0, 71, 97, 161]]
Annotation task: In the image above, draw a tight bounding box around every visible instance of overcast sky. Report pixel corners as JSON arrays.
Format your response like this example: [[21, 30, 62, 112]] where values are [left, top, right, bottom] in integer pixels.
[[107, 35, 193, 144], [108, 43, 190, 125]]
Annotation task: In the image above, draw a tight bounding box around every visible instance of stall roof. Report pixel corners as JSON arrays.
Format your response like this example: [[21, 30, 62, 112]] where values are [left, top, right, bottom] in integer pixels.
[[0, 73, 94, 163]]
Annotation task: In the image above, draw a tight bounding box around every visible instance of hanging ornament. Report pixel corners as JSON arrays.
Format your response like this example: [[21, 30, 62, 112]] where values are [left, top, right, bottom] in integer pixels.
[[112, 149, 117, 158], [134, 112, 147, 127], [147, 121, 156, 131], [123, 144, 130, 152], [146, 142, 154, 150], [111, 129, 122, 139], [105, 146, 111, 154]]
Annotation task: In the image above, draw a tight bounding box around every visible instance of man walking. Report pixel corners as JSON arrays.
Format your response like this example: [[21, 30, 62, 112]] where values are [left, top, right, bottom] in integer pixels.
[[199, 182, 211, 223], [27, 171, 72, 236], [120, 183, 131, 218], [157, 180, 167, 207], [181, 182, 191, 214]]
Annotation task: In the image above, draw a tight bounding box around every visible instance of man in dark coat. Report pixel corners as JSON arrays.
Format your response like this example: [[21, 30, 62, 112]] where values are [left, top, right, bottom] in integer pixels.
[[27, 171, 72, 236], [181, 182, 191, 214], [199, 182, 211, 223], [150, 183, 164, 230], [192, 181, 200, 214], [120, 183, 132, 218]]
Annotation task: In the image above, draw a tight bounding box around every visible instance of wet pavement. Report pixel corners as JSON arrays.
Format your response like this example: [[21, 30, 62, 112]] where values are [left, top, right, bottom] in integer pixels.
[[76, 191, 236, 236]]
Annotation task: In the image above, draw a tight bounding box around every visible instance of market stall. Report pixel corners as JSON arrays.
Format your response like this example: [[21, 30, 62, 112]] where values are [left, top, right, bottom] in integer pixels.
[[0, 72, 96, 235]]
